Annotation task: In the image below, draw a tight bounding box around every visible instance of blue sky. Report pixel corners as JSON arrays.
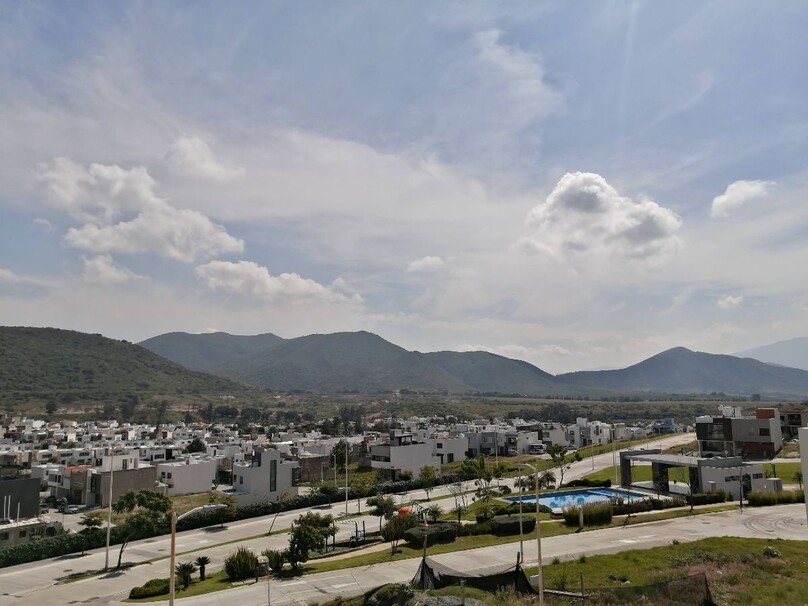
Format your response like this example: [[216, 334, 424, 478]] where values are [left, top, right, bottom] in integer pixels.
[[2, 1, 808, 373]]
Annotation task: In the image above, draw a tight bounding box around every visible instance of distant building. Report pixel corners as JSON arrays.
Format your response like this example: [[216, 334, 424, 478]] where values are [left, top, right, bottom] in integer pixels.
[[156, 458, 218, 496], [230, 447, 299, 506], [696, 407, 783, 458], [369, 430, 440, 480]]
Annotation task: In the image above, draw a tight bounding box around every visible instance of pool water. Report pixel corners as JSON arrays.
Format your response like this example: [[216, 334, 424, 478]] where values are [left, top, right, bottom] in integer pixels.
[[505, 487, 644, 510]]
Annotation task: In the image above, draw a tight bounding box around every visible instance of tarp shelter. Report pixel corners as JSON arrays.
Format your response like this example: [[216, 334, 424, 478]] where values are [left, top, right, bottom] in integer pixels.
[[412, 556, 538, 595]]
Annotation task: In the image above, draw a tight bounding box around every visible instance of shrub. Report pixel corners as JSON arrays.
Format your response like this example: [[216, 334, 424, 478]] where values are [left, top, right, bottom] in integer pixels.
[[489, 515, 536, 536], [747, 490, 804, 506], [612, 500, 653, 516], [563, 502, 612, 527], [128, 577, 169, 599], [563, 479, 612, 488], [687, 492, 729, 506], [403, 523, 458, 547], [367, 583, 414, 606], [763, 546, 781, 558], [262, 548, 285, 573], [458, 521, 492, 536], [224, 546, 259, 581]]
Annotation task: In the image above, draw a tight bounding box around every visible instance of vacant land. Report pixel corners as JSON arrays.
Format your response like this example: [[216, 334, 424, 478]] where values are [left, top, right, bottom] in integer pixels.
[[530, 536, 808, 605]]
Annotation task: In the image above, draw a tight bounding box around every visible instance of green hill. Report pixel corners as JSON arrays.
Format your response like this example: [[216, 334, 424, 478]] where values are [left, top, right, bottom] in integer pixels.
[[0, 327, 248, 412], [423, 350, 579, 395], [138, 331, 285, 375], [221, 331, 472, 393]]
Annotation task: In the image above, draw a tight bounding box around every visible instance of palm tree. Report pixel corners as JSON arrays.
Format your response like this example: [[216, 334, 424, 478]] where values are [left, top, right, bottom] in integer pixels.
[[175, 561, 197, 590], [194, 556, 211, 581], [424, 504, 443, 522]]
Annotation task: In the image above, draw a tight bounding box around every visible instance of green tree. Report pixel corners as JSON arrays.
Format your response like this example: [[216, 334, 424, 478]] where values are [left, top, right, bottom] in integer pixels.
[[317, 483, 340, 506], [381, 513, 417, 555], [186, 437, 208, 454], [461, 455, 495, 505], [419, 465, 438, 500], [367, 495, 397, 531], [111, 489, 171, 568], [175, 561, 197, 589], [545, 444, 571, 487], [286, 512, 336, 568], [262, 549, 285, 574], [424, 504, 443, 522], [194, 556, 210, 581], [331, 441, 353, 473], [78, 514, 102, 533], [45, 402, 58, 416], [794, 470, 803, 490]]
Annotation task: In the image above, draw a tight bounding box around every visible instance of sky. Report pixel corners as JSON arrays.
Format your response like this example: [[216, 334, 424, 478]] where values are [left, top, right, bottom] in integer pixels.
[[1, 1, 808, 374]]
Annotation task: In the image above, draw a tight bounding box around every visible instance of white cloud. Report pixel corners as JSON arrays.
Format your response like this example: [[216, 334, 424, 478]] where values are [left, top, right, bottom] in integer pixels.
[[38, 158, 160, 224], [520, 172, 682, 261], [65, 203, 243, 262], [38, 158, 244, 263], [711, 180, 773, 218], [407, 255, 446, 273], [0, 267, 21, 284], [194, 260, 360, 304], [472, 29, 560, 126], [164, 136, 246, 181], [81, 255, 141, 284], [717, 294, 743, 309], [33, 218, 54, 232]]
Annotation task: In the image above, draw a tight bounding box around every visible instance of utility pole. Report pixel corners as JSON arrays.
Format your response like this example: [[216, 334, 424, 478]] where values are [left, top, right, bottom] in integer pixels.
[[104, 451, 115, 570], [344, 439, 349, 516]]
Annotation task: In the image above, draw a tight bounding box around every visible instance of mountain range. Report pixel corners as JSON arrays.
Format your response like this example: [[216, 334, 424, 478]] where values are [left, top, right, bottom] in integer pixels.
[[3, 326, 807, 403], [139, 330, 808, 399], [734, 337, 808, 372]]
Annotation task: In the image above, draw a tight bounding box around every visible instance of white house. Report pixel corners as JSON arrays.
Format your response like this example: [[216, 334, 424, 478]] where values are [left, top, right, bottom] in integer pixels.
[[230, 447, 299, 506], [156, 458, 218, 496]]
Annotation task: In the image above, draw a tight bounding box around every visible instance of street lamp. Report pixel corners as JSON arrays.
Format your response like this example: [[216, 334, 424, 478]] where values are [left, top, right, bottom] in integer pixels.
[[169, 504, 227, 606], [518, 462, 544, 606]]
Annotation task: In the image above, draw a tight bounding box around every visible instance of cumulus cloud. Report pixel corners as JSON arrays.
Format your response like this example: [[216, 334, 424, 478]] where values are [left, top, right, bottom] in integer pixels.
[[65, 204, 244, 262], [164, 136, 246, 181], [717, 294, 743, 309], [519, 172, 682, 261], [194, 260, 361, 304], [407, 256, 446, 273], [711, 179, 773, 218], [38, 158, 160, 224], [81, 255, 141, 284], [39, 158, 243, 263]]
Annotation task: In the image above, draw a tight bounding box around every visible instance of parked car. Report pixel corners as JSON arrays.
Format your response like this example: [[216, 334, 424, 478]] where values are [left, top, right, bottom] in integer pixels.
[[64, 505, 80, 514]]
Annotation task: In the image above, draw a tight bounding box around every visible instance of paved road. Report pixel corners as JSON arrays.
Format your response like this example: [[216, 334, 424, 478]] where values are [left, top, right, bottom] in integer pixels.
[[0, 433, 696, 606], [146, 503, 808, 606]]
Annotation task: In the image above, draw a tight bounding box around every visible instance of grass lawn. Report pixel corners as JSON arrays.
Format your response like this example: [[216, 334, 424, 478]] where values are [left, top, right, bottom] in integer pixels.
[[583, 464, 652, 484], [528, 536, 808, 606]]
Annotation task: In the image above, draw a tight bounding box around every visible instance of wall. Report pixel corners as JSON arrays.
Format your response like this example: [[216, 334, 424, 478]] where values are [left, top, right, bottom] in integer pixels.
[[0, 477, 40, 519]]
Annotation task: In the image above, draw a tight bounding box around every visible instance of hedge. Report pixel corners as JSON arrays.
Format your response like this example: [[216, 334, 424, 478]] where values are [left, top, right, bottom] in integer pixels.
[[403, 523, 458, 547], [562, 502, 613, 526], [128, 578, 169, 599], [687, 492, 729, 506], [563, 479, 612, 488], [747, 490, 805, 507], [489, 515, 536, 536]]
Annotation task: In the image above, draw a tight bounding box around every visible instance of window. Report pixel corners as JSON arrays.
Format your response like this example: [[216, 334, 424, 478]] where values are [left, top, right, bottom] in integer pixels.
[[759, 428, 770, 437], [19, 530, 27, 538], [270, 459, 277, 492], [0, 532, 8, 541], [752, 473, 763, 479], [447, 453, 454, 463]]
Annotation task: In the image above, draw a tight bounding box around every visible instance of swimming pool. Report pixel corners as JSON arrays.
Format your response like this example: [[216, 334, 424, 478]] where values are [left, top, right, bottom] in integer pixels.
[[505, 487, 646, 511]]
